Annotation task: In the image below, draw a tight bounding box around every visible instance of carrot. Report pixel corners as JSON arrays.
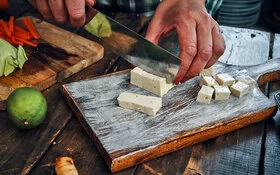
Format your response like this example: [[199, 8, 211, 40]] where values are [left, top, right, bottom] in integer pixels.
[[8, 16, 14, 34], [14, 31, 31, 40], [23, 17, 40, 39], [0, 35, 23, 45], [0, 0, 8, 10], [0, 19, 11, 37], [15, 37, 37, 47]]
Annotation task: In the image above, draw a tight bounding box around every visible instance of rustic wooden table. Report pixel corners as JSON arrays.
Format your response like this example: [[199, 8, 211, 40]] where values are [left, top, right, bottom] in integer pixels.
[[0, 1, 280, 175]]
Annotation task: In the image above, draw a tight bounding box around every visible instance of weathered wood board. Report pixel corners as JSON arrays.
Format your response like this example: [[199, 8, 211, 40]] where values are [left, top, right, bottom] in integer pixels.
[[219, 26, 271, 66], [273, 34, 280, 59], [0, 17, 104, 110], [62, 58, 280, 172]]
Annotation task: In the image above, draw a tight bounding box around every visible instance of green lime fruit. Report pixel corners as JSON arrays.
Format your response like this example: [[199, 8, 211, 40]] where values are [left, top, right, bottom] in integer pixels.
[[7, 87, 47, 129]]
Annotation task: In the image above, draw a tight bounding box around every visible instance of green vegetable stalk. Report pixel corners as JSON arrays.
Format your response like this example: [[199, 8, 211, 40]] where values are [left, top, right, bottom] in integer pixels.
[[0, 39, 28, 77]]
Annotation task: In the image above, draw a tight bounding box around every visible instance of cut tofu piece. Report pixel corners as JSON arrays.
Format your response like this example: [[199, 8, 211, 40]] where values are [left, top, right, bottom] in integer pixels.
[[215, 73, 235, 86], [196, 85, 214, 104], [230, 81, 250, 98], [200, 66, 215, 76], [235, 75, 256, 89], [213, 85, 231, 100], [199, 76, 219, 87], [117, 92, 162, 116], [130, 67, 174, 97]]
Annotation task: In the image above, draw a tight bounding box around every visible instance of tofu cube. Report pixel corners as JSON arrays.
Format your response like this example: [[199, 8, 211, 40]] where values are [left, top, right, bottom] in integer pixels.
[[230, 81, 250, 98], [117, 92, 162, 116], [215, 73, 235, 86], [235, 75, 256, 89], [196, 85, 214, 104], [200, 66, 215, 76], [213, 85, 231, 100], [130, 67, 174, 97], [199, 76, 219, 87]]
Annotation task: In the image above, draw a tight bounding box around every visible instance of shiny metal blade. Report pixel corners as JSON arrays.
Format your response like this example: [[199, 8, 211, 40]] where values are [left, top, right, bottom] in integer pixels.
[[85, 7, 181, 83]]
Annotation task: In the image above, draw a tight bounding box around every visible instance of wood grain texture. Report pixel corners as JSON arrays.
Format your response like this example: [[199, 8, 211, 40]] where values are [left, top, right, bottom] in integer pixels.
[[219, 26, 270, 66], [62, 58, 280, 172], [0, 17, 104, 110], [273, 34, 280, 59], [184, 122, 265, 175]]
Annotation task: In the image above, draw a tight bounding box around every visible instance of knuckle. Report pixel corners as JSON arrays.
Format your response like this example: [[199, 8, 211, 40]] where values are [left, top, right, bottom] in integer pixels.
[[214, 46, 225, 56], [183, 45, 197, 58], [69, 8, 84, 20], [199, 49, 212, 61]]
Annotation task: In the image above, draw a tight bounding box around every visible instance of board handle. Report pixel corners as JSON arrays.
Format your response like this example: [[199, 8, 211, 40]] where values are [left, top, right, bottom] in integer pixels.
[[244, 58, 280, 86]]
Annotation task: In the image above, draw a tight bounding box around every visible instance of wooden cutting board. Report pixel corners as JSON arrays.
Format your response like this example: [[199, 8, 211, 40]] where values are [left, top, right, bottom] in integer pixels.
[[62, 58, 280, 172], [0, 17, 104, 110]]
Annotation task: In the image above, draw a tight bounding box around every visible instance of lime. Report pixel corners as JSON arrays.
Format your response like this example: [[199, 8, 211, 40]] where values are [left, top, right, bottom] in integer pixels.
[[7, 87, 47, 129]]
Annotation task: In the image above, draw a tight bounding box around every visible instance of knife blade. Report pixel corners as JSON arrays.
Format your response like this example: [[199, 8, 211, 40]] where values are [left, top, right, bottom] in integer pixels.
[[84, 7, 181, 83]]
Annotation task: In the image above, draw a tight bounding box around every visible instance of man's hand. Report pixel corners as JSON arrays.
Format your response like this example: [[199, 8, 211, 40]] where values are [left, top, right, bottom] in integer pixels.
[[145, 0, 225, 84], [27, 0, 95, 27]]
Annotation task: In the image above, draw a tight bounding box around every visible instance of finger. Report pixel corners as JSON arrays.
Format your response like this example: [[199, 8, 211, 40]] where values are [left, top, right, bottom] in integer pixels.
[[86, 0, 96, 6], [145, 18, 164, 45], [48, 0, 68, 23], [65, 0, 86, 27], [173, 20, 197, 85], [36, 0, 53, 20], [205, 24, 225, 68], [182, 16, 213, 82]]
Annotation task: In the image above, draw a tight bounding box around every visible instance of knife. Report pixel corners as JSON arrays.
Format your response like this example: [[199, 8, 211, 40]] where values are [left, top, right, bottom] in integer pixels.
[[84, 6, 181, 83]]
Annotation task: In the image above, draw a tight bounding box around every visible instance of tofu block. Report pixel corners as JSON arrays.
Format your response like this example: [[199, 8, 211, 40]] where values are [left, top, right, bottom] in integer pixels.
[[196, 85, 214, 104], [117, 92, 162, 116], [200, 66, 215, 76], [215, 73, 235, 86], [213, 85, 231, 100], [235, 75, 256, 89], [199, 76, 219, 87], [130, 67, 174, 97], [230, 81, 250, 98]]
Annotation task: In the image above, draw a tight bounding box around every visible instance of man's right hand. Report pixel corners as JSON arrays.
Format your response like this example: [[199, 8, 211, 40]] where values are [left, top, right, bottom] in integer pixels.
[[27, 0, 95, 27]]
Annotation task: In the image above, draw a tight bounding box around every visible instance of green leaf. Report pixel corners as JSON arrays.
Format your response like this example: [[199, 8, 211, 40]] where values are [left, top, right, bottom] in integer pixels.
[[4, 56, 16, 77], [17, 46, 28, 69]]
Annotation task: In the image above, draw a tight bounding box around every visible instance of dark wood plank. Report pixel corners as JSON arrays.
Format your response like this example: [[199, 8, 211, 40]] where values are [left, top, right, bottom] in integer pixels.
[[62, 58, 280, 172], [184, 122, 264, 175], [0, 86, 71, 175], [134, 147, 192, 175], [31, 117, 137, 175], [263, 41, 280, 175]]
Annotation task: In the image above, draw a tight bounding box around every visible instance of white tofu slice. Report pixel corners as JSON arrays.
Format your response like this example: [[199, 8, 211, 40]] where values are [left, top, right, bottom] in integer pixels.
[[130, 67, 174, 97], [235, 75, 256, 89], [196, 85, 214, 104], [199, 76, 219, 87], [215, 73, 235, 86], [213, 85, 231, 100], [230, 81, 250, 98], [200, 66, 215, 76], [117, 92, 162, 116]]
